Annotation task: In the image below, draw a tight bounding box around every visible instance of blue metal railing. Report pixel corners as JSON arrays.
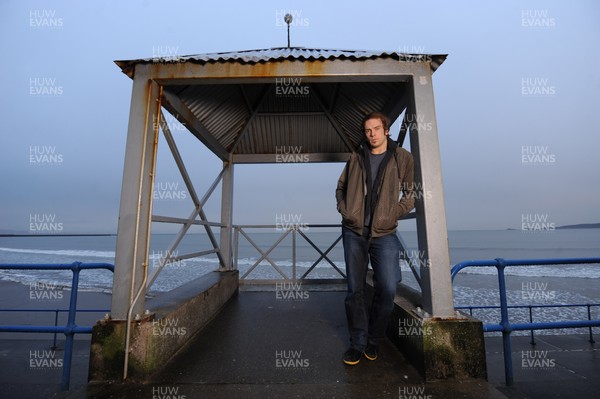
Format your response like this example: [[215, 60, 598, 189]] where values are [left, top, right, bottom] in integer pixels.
[[455, 303, 599, 345], [0, 262, 114, 391], [451, 257, 600, 386], [0, 308, 111, 349]]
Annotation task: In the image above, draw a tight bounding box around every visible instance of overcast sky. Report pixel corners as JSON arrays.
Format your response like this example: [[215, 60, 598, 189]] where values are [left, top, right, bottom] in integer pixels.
[[1, 0, 599, 233]]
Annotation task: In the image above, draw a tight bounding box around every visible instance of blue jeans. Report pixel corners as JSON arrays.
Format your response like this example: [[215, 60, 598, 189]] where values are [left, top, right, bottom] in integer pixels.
[[342, 226, 401, 350]]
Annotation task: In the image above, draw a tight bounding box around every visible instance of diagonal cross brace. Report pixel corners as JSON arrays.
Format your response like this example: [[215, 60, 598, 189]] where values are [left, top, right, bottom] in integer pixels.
[[239, 228, 290, 280], [297, 230, 345, 279]]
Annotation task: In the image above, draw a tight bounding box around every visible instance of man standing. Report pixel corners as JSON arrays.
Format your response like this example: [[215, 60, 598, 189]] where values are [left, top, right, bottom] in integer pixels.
[[336, 112, 415, 365]]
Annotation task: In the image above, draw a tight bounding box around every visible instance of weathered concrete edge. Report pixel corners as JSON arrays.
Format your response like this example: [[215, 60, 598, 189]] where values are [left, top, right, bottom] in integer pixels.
[[88, 270, 239, 382], [366, 272, 487, 381]]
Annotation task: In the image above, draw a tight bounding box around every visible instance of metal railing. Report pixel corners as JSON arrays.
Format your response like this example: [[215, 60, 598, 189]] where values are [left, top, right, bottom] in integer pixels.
[[232, 223, 423, 285], [232, 224, 345, 282], [455, 303, 599, 345], [0, 308, 110, 350], [451, 257, 600, 386], [0, 262, 114, 391]]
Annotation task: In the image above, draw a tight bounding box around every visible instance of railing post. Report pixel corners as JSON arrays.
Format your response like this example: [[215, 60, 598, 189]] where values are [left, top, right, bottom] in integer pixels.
[[495, 258, 514, 386], [219, 162, 235, 271], [52, 309, 59, 350], [60, 262, 81, 391], [233, 226, 239, 271], [588, 305, 595, 344], [529, 306, 536, 345], [292, 228, 297, 280]]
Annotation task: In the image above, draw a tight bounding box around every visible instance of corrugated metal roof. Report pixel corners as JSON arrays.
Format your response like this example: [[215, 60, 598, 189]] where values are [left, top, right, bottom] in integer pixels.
[[115, 46, 446, 73], [118, 47, 447, 162], [163, 80, 408, 158]]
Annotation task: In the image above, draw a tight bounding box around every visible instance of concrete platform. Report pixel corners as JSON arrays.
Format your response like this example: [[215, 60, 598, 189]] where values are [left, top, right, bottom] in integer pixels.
[[89, 271, 239, 381], [485, 334, 600, 399], [0, 338, 91, 399], [67, 289, 503, 399], [1, 288, 598, 398]]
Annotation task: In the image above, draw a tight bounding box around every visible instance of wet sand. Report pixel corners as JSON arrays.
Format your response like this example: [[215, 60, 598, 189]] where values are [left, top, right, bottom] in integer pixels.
[[0, 280, 111, 340]]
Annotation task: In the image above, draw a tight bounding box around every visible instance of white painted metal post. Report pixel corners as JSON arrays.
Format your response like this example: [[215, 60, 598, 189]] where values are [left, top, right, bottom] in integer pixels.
[[219, 162, 235, 270], [409, 64, 455, 318], [111, 65, 161, 320]]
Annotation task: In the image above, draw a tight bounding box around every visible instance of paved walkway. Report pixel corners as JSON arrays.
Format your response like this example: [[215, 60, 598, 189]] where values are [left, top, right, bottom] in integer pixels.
[[485, 333, 600, 399], [1, 289, 598, 398]]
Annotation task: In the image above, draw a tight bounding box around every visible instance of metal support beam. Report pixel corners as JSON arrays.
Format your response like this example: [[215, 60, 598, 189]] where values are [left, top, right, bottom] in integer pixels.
[[231, 152, 351, 164], [397, 108, 411, 147], [309, 84, 355, 152], [144, 116, 227, 290], [408, 65, 455, 318], [219, 162, 235, 270], [111, 66, 161, 320], [382, 86, 408, 124], [161, 90, 230, 161], [229, 85, 272, 154], [143, 58, 421, 85]]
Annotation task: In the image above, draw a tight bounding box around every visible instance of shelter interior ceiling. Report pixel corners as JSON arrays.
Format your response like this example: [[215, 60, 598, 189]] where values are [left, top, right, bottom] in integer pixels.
[[162, 81, 408, 157]]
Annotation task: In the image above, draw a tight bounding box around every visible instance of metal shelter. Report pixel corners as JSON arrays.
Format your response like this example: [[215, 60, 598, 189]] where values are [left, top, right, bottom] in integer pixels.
[[111, 46, 455, 324]]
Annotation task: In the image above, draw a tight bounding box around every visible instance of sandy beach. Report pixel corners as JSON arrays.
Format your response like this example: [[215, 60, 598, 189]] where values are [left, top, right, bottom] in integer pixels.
[[0, 280, 112, 340], [0, 280, 112, 398]]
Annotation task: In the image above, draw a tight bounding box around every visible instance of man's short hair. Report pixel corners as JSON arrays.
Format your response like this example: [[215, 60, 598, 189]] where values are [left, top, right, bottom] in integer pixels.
[[362, 112, 391, 132]]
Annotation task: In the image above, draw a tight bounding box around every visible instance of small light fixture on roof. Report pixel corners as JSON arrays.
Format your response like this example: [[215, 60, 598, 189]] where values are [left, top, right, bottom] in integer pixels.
[[284, 13, 293, 48]]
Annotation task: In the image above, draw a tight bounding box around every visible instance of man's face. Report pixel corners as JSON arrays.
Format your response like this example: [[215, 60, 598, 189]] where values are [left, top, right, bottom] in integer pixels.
[[364, 118, 388, 152]]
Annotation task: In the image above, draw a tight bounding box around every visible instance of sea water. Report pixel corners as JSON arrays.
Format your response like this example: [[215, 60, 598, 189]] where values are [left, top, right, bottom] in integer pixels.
[[0, 229, 599, 334], [0, 229, 599, 289]]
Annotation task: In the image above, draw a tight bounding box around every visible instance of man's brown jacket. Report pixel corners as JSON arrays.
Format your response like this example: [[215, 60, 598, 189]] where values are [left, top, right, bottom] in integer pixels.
[[336, 138, 415, 238]]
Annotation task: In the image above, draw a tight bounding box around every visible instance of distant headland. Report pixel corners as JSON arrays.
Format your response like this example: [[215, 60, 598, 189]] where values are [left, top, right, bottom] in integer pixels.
[[507, 222, 600, 231], [555, 223, 600, 229]]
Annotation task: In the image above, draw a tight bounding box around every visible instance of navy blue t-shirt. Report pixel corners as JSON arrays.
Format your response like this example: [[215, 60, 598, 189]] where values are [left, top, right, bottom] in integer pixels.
[[364, 152, 386, 229]]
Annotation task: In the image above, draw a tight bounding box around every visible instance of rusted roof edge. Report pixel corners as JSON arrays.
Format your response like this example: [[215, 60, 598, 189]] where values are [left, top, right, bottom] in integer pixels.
[[114, 47, 447, 79]]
